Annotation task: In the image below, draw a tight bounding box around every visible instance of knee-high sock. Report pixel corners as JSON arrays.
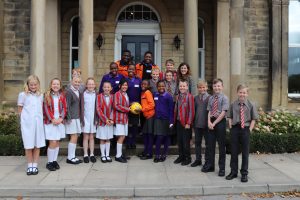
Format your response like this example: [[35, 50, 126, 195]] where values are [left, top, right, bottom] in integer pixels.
[[68, 143, 76, 160], [105, 142, 111, 157], [116, 143, 122, 158], [100, 144, 105, 157], [155, 135, 164, 157], [47, 148, 55, 163], [54, 147, 59, 161], [163, 136, 170, 156]]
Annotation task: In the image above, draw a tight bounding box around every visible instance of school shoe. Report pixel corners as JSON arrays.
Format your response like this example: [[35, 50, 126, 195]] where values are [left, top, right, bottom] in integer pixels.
[[137, 152, 146, 158], [140, 154, 152, 160], [83, 156, 90, 163], [159, 156, 166, 162], [241, 174, 248, 182], [201, 166, 215, 173], [226, 172, 238, 180], [74, 157, 83, 163], [52, 161, 60, 170], [218, 170, 225, 177], [106, 156, 112, 162], [153, 157, 160, 163], [46, 162, 56, 171], [191, 160, 202, 167], [90, 156, 97, 163], [173, 156, 184, 164], [32, 167, 39, 175], [181, 158, 192, 166], [101, 156, 107, 163], [115, 155, 127, 163], [66, 158, 80, 164], [26, 167, 32, 176]]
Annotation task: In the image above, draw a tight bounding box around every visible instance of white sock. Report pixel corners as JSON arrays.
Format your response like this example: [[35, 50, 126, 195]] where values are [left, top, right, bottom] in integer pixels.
[[54, 147, 59, 161], [90, 153, 94, 157], [116, 143, 122, 158], [32, 163, 38, 168], [28, 163, 32, 168], [105, 142, 111, 157], [68, 143, 76, 160], [100, 144, 105, 157], [47, 148, 55, 163]]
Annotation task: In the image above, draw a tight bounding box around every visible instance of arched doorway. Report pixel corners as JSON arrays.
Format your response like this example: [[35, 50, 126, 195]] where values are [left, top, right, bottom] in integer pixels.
[[114, 3, 162, 66]]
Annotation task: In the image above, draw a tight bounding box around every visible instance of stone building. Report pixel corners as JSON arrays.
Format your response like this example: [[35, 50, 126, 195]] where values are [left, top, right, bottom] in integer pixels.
[[0, 0, 299, 110]]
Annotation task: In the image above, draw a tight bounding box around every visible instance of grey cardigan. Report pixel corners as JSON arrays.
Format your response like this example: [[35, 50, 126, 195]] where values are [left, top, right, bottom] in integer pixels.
[[65, 88, 81, 120]]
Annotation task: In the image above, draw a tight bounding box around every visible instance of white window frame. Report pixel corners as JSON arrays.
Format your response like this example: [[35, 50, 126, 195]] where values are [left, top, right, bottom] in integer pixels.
[[198, 18, 205, 80], [69, 15, 79, 80]]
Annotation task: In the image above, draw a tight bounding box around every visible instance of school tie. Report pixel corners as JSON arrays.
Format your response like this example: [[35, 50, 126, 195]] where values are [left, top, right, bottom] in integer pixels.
[[167, 82, 172, 94], [212, 95, 218, 117], [240, 103, 245, 129]]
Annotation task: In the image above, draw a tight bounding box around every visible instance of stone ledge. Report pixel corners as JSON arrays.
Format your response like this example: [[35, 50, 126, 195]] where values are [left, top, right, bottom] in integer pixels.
[[65, 186, 134, 197], [203, 184, 269, 195]]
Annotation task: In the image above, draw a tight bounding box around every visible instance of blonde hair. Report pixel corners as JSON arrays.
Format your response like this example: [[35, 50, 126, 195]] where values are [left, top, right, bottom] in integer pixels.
[[237, 84, 248, 92], [85, 77, 97, 91], [45, 78, 63, 106], [72, 68, 81, 78], [151, 68, 160, 74], [165, 59, 175, 66], [197, 80, 208, 87], [23, 75, 41, 95]]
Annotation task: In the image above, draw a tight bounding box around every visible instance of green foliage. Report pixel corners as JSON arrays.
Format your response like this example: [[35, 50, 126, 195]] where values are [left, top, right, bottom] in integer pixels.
[[0, 112, 20, 135]]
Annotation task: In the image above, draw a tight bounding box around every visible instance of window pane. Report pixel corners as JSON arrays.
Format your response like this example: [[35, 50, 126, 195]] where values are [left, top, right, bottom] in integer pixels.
[[72, 49, 79, 69], [127, 43, 136, 61], [288, 1, 300, 96], [72, 17, 79, 47], [198, 19, 204, 49], [198, 51, 202, 78]]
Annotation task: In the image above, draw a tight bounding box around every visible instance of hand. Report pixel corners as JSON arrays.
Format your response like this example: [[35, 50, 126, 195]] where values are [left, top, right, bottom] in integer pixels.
[[185, 124, 190, 129], [57, 118, 63, 124], [169, 124, 173, 128], [208, 121, 214, 130]]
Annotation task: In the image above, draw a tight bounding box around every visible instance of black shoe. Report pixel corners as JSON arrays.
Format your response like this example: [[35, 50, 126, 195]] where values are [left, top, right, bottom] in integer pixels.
[[218, 170, 225, 177], [173, 156, 184, 164], [241, 174, 248, 182], [26, 167, 32, 176], [83, 156, 89, 163], [201, 166, 215, 173], [153, 157, 160, 163], [46, 162, 56, 171], [140, 154, 153, 160], [137, 152, 146, 158], [101, 156, 107, 163], [226, 172, 237, 180], [115, 156, 127, 163], [76, 158, 83, 163], [106, 156, 112, 162], [159, 156, 166, 162], [52, 161, 60, 169], [191, 160, 202, 167], [123, 155, 131, 160], [90, 156, 97, 163], [32, 167, 39, 175], [66, 158, 80, 164], [181, 159, 191, 166]]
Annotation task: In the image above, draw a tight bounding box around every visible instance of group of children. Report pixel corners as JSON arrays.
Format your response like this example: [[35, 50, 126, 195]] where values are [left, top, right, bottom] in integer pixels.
[[17, 55, 258, 183]]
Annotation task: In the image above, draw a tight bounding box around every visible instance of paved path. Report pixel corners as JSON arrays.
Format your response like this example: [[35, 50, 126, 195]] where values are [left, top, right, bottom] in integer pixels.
[[1, 153, 300, 198]]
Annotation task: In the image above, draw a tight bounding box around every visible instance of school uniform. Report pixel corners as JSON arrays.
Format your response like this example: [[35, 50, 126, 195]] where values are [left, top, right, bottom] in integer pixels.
[[113, 90, 130, 136], [116, 60, 129, 77], [206, 93, 229, 172], [67, 83, 85, 93], [96, 93, 114, 140], [228, 99, 258, 176], [18, 92, 45, 149], [174, 92, 195, 163], [80, 90, 97, 133], [193, 92, 210, 164], [65, 86, 82, 134], [159, 71, 177, 81], [99, 73, 124, 94], [44, 93, 67, 140], [175, 76, 196, 96], [136, 62, 160, 80], [149, 79, 159, 95], [164, 80, 176, 101]]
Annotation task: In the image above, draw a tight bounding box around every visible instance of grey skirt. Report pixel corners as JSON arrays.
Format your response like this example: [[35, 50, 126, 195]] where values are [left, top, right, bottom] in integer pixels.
[[154, 119, 170, 136], [128, 112, 140, 126], [142, 117, 154, 134]]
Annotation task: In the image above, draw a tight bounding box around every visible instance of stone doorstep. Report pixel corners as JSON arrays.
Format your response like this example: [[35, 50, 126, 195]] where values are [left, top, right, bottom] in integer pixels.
[[0, 184, 300, 198]]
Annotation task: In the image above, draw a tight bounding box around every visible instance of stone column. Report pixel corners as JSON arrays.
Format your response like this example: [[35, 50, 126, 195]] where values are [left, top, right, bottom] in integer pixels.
[[230, 0, 245, 100], [30, 0, 46, 90], [45, 0, 61, 85], [215, 0, 230, 97], [184, 0, 199, 94], [79, 0, 94, 81]]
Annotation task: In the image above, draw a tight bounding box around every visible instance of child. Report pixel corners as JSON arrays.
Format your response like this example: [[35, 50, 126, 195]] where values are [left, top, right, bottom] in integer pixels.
[[65, 76, 82, 164], [191, 80, 210, 167], [67, 68, 85, 93], [149, 68, 160, 94], [173, 80, 195, 166], [176, 63, 196, 95], [160, 59, 177, 80], [99, 62, 125, 94], [139, 79, 155, 160], [153, 80, 174, 162], [113, 78, 130, 163], [80, 78, 98, 163], [126, 64, 142, 149], [44, 78, 67, 171], [96, 81, 114, 163], [226, 84, 258, 182], [202, 78, 229, 177], [18, 75, 45, 175], [136, 51, 160, 80], [164, 70, 176, 101]]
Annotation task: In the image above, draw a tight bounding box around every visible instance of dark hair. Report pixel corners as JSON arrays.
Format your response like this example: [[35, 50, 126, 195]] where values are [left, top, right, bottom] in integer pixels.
[[128, 63, 136, 69], [110, 62, 117, 68], [122, 49, 131, 55], [144, 51, 153, 57], [156, 80, 166, 87], [165, 70, 174, 76], [119, 78, 128, 87], [102, 81, 112, 86], [142, 79, 151, 90], [212, 78, 223, 85], [177, 62, 191, 79]]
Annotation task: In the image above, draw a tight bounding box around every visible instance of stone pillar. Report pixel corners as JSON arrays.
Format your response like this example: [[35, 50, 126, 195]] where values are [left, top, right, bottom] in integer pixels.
[[0, 0, 4, 107], [79, 0, 94, 81], [215, 0, 230, 97], [30, 0, 46, 90], [230, 0, 245, 100], [45, 0, 61, 85], [184, 0, 199, 94]]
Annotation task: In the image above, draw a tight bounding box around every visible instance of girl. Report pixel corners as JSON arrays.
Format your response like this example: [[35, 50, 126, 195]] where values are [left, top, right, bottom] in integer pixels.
[[65, 76, 82, 164], [18, 75, 45, 175], [153, 80, 174, 162], [113, 78, 130, 163], [126, 64, 142, 149], [149, 68, 160, 94], [44, 78, 67, 171], [96, 81, 114, 163], [164, 70, 177, 101], [139, 79, 155, 160], [176, 63, 196, 95], [80, 78, 98, 163], [67, 68, 85, 93]]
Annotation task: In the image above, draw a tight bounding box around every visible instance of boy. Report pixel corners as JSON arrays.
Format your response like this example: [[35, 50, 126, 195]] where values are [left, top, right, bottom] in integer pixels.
[[191, 80, 210, 167], [160, 59, 177, 80], [149, 68, 160, 94], [99, 62, 124, 94], [173, 80, 195, 166], [202, 78, 229, 176], [226, 84, 258, 182]]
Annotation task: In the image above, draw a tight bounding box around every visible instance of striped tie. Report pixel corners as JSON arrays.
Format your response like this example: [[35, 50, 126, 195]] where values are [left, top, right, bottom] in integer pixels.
[[212, 95, 218, 117], [240, 103, 245, 128]]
